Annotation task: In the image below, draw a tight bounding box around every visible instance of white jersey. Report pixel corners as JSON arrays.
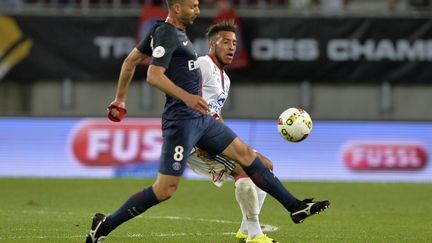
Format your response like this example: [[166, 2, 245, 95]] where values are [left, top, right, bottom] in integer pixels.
[[197, 55, 231, 118], [188, 54, 234, 187]]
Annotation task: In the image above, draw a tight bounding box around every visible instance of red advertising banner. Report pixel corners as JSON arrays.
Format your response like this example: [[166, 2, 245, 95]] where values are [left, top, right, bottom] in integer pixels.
[[71, 119, 162, 166], [342, 142, 428, 171]]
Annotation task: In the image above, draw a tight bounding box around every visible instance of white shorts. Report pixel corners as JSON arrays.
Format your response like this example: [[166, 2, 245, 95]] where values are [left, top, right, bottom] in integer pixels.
[[187, 149, 236, 187]]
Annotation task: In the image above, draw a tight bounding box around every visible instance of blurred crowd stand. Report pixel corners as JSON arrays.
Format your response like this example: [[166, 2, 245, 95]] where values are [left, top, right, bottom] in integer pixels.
[[312, 0, 351, 13], [0, 0, 22, 10], [1, 0, 431, 19], [387, 0, 432, 12], [0, 0, 418, 13]]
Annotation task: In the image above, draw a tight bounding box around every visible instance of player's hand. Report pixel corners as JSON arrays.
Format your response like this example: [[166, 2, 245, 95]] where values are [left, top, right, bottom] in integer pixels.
[[195, 147, 212, 162], [107, 101, 127, 122], [184, 94, 210, 115], [195, 147, 205, 158]]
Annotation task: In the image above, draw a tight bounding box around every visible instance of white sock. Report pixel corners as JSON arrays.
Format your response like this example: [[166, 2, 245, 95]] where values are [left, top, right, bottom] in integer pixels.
[[255, 185, 267, 211], [235, 178, 263, 240]]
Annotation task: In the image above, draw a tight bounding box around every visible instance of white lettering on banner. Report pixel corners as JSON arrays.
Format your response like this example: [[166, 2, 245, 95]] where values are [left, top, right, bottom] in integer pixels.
[[251, 38, 319, 61], [113, 129, 140, 162], [252, 39, 273, 60], [87, 129, 110, 160], [343, 142, 427, 171], [92, 37, 432, 62], [327, 39, 347, 61], [141, 130, 162, 160], [85, 128, 162, 162], [349, 147, 422, 168], [93, 37, 135, 59], [328, 39, 432, 61]]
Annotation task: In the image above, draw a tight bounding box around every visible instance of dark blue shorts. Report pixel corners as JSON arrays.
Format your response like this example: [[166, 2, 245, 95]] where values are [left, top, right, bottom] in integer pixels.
[[159, 115, 237, 176]]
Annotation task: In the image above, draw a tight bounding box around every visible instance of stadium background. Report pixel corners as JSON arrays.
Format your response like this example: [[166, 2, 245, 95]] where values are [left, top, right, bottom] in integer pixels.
[[1, 1, 432, 242], [1, 0, 431, 181]]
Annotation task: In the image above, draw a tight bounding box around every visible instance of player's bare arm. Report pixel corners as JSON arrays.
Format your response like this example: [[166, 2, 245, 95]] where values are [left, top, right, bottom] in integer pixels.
[[115, 48, 148, 102], [108, 48, 148, 118], [147, 64, 210, 115]]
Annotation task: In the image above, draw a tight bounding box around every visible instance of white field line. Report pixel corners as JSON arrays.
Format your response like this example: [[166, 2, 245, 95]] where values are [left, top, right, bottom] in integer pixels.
[[0, 211, 279, 240]]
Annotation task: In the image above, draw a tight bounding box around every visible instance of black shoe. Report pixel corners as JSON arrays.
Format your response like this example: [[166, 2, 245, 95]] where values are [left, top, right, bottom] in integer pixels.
[[290, 198, 330, 224], [86, 213, 107, 243]]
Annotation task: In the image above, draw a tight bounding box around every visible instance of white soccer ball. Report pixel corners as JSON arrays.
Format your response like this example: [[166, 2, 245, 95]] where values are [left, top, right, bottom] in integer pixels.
[[277, 107, 312, 142]]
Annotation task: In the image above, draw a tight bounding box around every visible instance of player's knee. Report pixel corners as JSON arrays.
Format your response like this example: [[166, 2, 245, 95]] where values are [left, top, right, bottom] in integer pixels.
[[235, 178, 255, 196], [152, 183, 178, 202], [234, 144, 256, 165], [266, 161, 274, 171], [259, 154, 274, 171]]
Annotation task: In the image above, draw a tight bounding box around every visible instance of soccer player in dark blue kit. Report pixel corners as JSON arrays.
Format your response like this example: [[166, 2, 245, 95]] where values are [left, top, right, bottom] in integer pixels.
[[86, 0, 329, 241]]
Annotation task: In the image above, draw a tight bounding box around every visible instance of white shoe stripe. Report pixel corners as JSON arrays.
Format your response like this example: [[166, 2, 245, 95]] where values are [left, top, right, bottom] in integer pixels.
[[291, 203, 313, 216]]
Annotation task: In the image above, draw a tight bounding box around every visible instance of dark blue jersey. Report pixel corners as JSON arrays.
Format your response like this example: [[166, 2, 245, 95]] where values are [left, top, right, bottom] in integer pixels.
[[137, 21, 202, 120]]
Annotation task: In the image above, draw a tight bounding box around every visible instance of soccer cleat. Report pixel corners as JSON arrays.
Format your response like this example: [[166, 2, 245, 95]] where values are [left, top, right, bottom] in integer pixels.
[[247, 234, 278, 243], [290, 198, 330, 224], [86, 213, 108, 243], [235, 229, 248, 243]]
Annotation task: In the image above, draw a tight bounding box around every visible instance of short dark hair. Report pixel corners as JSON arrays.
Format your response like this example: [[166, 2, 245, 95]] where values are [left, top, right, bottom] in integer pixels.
[[206, 20, 237, 40], [165, 0, 183, 9]]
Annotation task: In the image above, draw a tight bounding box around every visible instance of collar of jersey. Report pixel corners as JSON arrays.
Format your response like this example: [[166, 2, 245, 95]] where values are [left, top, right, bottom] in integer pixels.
[[207, 54, 224, 71]]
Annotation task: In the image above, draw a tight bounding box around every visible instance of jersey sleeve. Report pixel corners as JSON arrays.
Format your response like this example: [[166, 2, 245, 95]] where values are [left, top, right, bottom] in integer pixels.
[[136, 31, 153, 56], [149, 25, 177, 68]]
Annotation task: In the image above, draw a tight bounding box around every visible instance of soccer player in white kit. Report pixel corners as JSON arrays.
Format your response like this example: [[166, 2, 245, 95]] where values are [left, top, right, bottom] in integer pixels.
[[187, 20, 278, 243]]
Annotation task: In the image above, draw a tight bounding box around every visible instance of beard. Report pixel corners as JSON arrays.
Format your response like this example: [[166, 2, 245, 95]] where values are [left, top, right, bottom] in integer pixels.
[[180, 15, 195, 27]]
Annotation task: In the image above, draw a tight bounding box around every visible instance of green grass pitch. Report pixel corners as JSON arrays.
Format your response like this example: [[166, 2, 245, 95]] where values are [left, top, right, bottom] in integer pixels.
[[1, 178, 432, 242]]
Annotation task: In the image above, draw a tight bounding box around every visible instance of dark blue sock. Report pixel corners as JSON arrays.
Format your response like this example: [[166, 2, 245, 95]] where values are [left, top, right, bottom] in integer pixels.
[[101, 186, 159, 235], [243, 157, 301, 212]]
